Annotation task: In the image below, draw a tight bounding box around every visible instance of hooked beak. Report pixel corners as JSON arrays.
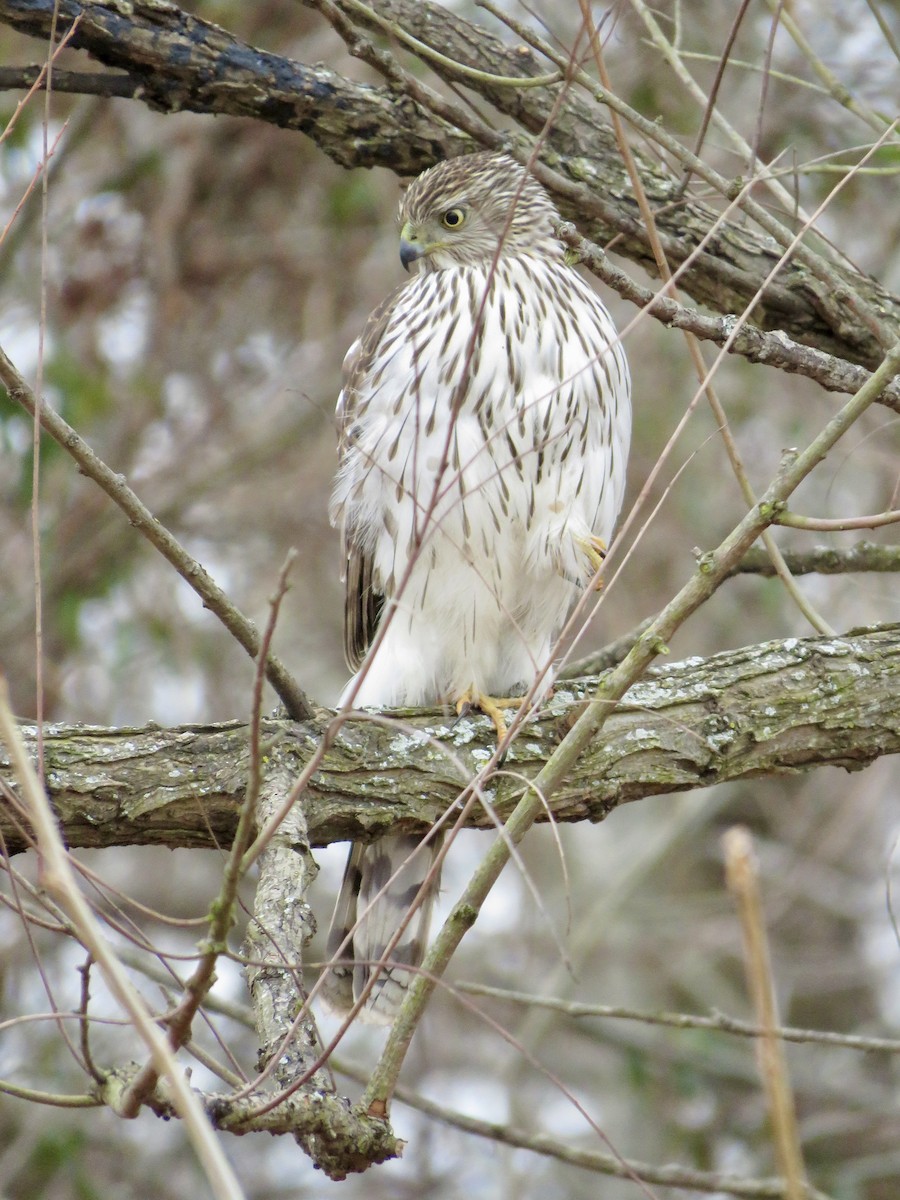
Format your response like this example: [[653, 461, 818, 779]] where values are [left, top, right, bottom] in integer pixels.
[[399, 221, 426, 272], [399, 238, 424, 272]]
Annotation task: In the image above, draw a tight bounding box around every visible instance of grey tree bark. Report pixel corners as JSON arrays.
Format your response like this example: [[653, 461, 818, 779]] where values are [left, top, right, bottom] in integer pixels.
[[4, 628, 898, 857]]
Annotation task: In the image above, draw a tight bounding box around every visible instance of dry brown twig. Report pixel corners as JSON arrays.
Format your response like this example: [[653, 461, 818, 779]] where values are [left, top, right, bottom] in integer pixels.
[[725, 828, 808, 1200]]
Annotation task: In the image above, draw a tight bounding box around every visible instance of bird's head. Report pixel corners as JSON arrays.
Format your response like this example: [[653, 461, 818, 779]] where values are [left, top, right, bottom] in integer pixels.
[[397, 152, 561, 273]]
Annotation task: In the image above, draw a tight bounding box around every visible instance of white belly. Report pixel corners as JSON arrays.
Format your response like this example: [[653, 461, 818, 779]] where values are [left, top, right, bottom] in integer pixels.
[[333, 256, 630, 709]]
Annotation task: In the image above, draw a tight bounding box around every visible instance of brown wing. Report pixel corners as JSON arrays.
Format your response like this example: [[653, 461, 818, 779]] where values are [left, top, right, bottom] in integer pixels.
[[343, 545, 383, 672], [336, 282, 408, 672]]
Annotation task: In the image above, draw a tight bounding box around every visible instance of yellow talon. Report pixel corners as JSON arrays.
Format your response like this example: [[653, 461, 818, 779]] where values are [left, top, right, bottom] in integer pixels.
[[576, 534, 608, 590], [455, 688, 524, 741]]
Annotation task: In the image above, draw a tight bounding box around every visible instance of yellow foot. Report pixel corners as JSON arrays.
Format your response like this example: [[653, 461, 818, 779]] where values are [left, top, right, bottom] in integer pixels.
[[576, 534, 607, 591], [455, 688, 525, 741]]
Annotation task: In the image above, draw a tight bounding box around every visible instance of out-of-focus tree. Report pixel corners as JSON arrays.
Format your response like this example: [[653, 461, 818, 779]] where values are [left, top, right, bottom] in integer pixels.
[[1, 2, 899, 1198]]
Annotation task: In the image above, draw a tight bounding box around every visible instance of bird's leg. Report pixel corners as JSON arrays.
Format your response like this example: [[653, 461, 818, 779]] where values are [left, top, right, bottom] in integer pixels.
[[455, 688, 526, 741], [575, 533, 607, 591]]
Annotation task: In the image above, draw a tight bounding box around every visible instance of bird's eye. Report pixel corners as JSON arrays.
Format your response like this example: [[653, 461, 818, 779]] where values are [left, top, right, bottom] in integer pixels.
[[441, 208, 466, 229]]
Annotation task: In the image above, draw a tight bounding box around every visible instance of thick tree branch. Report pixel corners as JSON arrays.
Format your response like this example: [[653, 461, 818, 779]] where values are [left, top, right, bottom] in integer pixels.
[[1, 0, 898, 366], [95, 1066, 399, 1180], [0, 0, 470, 171], [2, 628, 898, 857], [556, 227, 900, 415]]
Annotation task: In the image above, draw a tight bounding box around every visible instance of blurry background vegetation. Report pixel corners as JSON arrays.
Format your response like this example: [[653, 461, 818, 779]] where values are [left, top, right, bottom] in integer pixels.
[[1, 2, 899, 1197]]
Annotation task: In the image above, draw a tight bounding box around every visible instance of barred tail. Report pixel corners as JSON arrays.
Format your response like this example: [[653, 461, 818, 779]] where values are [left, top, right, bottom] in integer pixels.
[[321, 833, 442, 1025]]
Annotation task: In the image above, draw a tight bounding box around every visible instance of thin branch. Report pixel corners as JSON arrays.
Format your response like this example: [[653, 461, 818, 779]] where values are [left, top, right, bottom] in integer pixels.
[[677, 0, 755, 197], [380, 1076, 832, 1199], [774, 508, 900, 532], [749, 1, 783, 184], [0, 17, 80, 149], [0, 678, 247, 1200], [766, 0, 896, 134], [0, 64, 135, 95], [0, 343, 314, 722], [455, 982, 900, 1055], [0, 1078, 100, 1107], [76, 955, 104, 1083], [27, 15, 83, 789], [864, 0, 900, 65], [554, 225, 900, 415], [725, 828, 807, 1200]]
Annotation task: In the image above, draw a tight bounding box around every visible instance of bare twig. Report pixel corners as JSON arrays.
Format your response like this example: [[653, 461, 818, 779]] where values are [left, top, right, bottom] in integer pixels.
[[76, 955, 104, 1083], [0, 1078, 100, 1107], [375, 1074, 832, 1198], [0, 677, 246, 1200], [456, 981, 900, 1055], [774, 508, 900, 532], [677, 0, 754, 197], [766, 0, 897, 135], [118, 554, 300, 1117], [0, 344, 313, 721], [864, 0, 900, 65], [555, 223, 900, 413], [725, 827, 807, 1200], [28, 14, 81, 782]]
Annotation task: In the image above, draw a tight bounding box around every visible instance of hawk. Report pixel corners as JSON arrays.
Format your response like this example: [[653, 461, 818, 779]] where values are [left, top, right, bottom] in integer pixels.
[[324, 152, 631, 1023]]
